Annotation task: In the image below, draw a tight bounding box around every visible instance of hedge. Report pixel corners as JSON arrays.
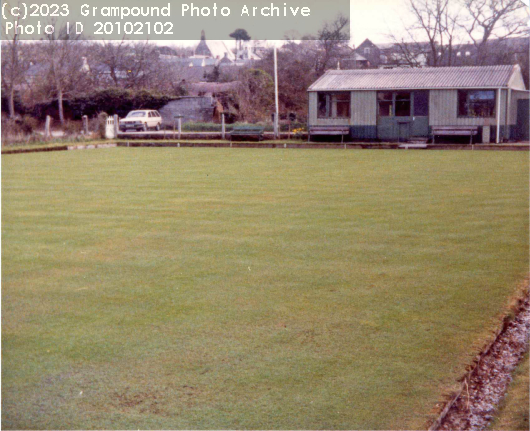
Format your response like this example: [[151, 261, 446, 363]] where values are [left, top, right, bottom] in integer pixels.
[[27, 88, 183, 120]]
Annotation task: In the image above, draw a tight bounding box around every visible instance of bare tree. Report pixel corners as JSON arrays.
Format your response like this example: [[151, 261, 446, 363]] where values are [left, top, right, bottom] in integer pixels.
[[460, 0, 529, 64], [315, 14, 350, 75], [121, 41, 160, 89], [390, 0, 528, 67], [88, 40, 161, 89], [39, 24, 90, 124], [94, 39, 129, 87], [87, 40, 188, 95], [390, 0, 461, 67], [234, 68, 274, 121], [1, 1, 31, 118], [258, 41, 319, 117], [148, 59, 189, 96]]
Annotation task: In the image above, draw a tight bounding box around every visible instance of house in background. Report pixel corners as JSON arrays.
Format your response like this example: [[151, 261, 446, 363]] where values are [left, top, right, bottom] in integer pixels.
[[438, 37, 529, 69], [158, 30, 260, 83], [350, 37, 529, 81], [193, 30, 236, 63], [187, 30, 260, 67], [352, 38, 429, 69], [307, 64, 529, 142], [340, 53, 370, 69]]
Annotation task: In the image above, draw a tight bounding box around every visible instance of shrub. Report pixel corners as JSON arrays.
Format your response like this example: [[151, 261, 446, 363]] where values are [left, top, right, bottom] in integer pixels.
[[1, 115, 42, 146], [1, 115, 39, 136], [67, 88, 179, 119], [19, 115, 40, 134], [25, 88, 182, 122], [90, 112, 108, 139], [62, 120, 82, 136]]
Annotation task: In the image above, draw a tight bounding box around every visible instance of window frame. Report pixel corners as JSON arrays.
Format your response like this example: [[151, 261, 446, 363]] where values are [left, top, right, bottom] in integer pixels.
[[334, 92, 351, 118], [377, 91, 393, 117], [317, 92, 351, 119], [457, 89, 496, 118], [377, 91, 414, 117], [317, 92, 331, 118], [395, 91, 411, 117]]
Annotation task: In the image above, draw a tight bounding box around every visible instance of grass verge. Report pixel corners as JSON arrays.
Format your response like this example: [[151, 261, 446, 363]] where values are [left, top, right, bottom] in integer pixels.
[[489, 352, 529, 430]]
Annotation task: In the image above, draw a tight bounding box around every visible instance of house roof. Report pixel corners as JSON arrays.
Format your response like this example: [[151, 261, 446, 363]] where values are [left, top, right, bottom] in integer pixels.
[[187, 81, 239, 95], [180, 66, 214, 82], [194, 40, 235, 61], [26, 62, 48, 77], [308, 65, 525, 91]]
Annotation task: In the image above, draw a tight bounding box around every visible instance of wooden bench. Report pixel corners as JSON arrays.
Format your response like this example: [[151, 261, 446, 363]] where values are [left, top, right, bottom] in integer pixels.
[[399, 143, 428, 149], [432, 126, 478, 144], [308, 126, 350, 142], [230, 126, 264, 141]]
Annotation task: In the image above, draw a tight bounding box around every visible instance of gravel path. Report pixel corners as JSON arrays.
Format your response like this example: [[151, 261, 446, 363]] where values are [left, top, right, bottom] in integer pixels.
[[437, 293, 530, 431]]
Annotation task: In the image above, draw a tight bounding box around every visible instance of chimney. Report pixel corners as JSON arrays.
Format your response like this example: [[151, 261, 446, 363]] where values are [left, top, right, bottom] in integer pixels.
[[82, 56, 90, 71], [201, 30, 206, 41]]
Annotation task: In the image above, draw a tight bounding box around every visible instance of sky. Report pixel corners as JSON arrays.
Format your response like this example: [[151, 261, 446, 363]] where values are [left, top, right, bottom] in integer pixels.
[[163, 0, 406, 49], [350, 0, 530, 46], [165, 0, 407, 48], [350, 0, 409, 45], [161, 0, 529, 49]]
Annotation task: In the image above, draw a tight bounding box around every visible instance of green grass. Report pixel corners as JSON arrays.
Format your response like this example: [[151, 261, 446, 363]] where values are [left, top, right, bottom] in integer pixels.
[[490, 352, 529, 430], [2, 148, 528, 429]]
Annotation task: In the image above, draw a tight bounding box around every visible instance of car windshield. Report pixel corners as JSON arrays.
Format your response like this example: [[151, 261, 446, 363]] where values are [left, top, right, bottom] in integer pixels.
[[127, 112, 146, 118]]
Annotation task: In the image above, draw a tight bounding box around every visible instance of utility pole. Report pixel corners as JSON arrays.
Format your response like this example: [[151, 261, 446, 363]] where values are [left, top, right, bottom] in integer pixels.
[[274, 45, 279, 139]]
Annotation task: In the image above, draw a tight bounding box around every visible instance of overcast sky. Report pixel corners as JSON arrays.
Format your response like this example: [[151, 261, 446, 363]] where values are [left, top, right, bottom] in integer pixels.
[[351, 0, 408, 45], [350, 0, 530, 46], [166, 0, 406, 48], [164, 0, 529, 49]]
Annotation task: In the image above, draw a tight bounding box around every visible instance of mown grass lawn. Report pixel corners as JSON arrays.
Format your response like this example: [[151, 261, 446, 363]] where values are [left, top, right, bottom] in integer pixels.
[[2, 148, 528, 430]]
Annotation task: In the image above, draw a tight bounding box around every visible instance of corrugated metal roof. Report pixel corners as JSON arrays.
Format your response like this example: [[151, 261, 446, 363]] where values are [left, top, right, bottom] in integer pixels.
[[308, 65, 518, 91]]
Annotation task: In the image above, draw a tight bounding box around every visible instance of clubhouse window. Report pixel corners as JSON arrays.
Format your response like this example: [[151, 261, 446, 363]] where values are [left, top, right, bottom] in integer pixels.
[[318, 92, 351, 118], [378, 91, 412, 117], [458, 90, 496, 117], [377, 91, 393, 116]]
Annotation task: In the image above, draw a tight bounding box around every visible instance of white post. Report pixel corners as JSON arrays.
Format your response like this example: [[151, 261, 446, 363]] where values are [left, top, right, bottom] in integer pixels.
[[222, 113, 226, 140], [105, 117, 115, 139], [496, 88, 501, 144], [506, 88, 511, 141], [82, 115, 89, 135], [178, 117, 182, 139], [113, 114, 119, 137], [44, 116, 51, 139], [274, 46, 279, 139]]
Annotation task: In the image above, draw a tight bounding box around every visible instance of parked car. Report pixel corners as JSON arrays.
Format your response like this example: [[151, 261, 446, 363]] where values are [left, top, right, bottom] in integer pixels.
[[119, 110, 162, 132]]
